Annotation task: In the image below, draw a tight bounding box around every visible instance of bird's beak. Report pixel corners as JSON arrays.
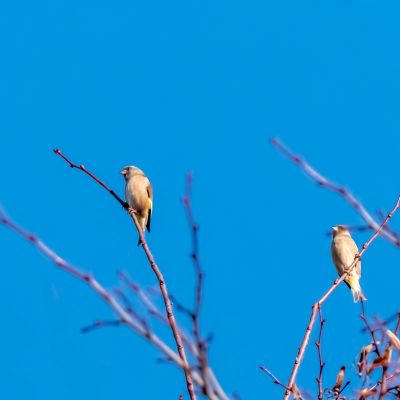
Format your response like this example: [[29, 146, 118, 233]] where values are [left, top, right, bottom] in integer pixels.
[[120, 169, 127, 176], [332, 226, 338, 232]]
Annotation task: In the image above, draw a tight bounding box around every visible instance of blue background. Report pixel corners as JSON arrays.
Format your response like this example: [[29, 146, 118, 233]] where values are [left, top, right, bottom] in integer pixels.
[[1, 1, 399, 398]]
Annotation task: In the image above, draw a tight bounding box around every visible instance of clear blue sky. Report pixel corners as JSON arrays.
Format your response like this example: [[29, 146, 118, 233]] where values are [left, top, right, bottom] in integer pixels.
[[1, 1, 399, 398]]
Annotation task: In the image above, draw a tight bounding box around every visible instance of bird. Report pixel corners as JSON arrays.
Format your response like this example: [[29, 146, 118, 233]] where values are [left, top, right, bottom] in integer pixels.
[[120, 165, 153, 244], [331, 225, 366, 302]]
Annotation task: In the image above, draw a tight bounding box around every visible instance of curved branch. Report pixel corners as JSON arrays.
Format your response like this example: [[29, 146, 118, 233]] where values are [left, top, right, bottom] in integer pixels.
[[283, 195, 400, 399], [270, 138, 400, 247], [53, 149, 197, 400], [0, 211, 205, 389]]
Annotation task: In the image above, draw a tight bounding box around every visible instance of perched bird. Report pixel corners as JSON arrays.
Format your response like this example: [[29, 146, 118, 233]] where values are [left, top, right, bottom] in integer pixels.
[[331, 225, 366, 302], [120, 166, 153, 243]]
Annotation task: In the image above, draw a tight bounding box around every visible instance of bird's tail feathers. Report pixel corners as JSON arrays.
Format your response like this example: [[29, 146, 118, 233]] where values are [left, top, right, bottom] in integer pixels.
[[136, 215, 146, 246], [348, 275, 367, 303]]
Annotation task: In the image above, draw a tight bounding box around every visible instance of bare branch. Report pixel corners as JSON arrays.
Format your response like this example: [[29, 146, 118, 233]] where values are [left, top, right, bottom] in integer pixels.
[[282, 195, 400, 399], [182, 173, 214, 399], [0, 210, 206, 390], [361, 311, 400, 334], [315, 305, 325, 400], [53, 149, 197, 400], [260, 366, 289, 391], [360, 300, 381, 357], [270, 138, 400, 247], [81, 319, 124, 333]]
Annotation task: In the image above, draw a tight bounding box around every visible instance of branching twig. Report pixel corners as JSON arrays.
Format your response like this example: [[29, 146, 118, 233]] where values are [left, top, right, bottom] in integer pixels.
[[182, 173, 215, 400], [118, 271, 199, 358], [336, 380, 350, 398], [282, 195, 400, 399], [53, 149, 197, 400], [0, 210, 206, 390], [394, 313, 400, 336], [270, 138, 400, 247], [113, 287, 151, 335], [260, 366, 290, 391], [81, 319, 124, 333], [360, 300, 381, 357], [361, 311, 400, 334]]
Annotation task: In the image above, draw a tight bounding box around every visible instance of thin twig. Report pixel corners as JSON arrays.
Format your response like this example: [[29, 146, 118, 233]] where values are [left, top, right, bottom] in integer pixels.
[[260, 366, 290, 391], [362, 372, 399, 396], [81, 319, 124, 333], [282, 195, 400, 400], [182, 173, 217, 400], [360, 300, 381, 357], [113, 287, 151, 335], [378, 366, 388, 400], [270, 138, 400, 247], [53, 149, 197, 400], [337, 380, 350, 398], [361, 311, 400, 334], [0, 211, 205, 390], [121, 276, 229, 399], [315, 305, 325, 400], [118, 271, 198, 357], [394, 313, 400, 336]]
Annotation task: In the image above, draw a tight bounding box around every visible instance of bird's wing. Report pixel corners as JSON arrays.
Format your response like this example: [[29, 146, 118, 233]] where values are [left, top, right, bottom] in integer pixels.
[[334, 236, 360, 273], [345, 237, 362, 276], [146, 180, 153, 232]]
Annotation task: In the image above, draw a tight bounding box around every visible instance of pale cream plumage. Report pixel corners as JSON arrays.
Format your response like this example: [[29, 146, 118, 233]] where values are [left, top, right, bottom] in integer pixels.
[[121, 166, 153, 242], [331, 225, 366, 302]]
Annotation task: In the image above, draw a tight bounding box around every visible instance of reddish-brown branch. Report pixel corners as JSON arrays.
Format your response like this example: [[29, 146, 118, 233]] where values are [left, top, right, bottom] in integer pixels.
[[394, 313, 400, 336], [282, 195, 400, 400], [120, 273, 229, 398], [361, 311, 400, 334], [53, 149, 126, 207], [315, 305, 325, 400], [361, 372, 400, 398], [182, 173, 204, 326], [0, 211, 207, 390], [118, 271, 199, 358], [113, 287, 151, 335], [270, 138, 400, 247], [81, 319, 124, 333], [378, 366, 388, 400], [182, 173, 215, 400], [376, 209, 400, 242], [53, 149, 197, 400], [260, 366, 290, 391], [360, 300, 381, 357]]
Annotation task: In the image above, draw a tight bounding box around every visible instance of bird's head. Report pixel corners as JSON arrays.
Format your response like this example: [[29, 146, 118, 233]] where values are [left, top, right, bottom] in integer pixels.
[[120, 165, 145, 180], [331, 225, 350, 237]]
